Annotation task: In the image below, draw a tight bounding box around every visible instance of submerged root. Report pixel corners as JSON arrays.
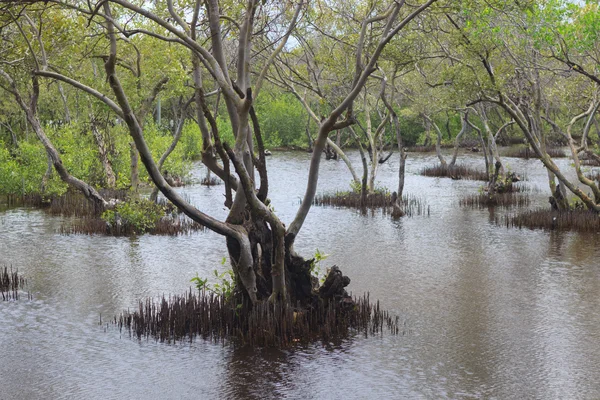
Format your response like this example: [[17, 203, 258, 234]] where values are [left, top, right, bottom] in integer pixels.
[[420, 164, 488, 181], [114, 266, 400, 347], [502, 146, 566, 159], [1, 266, 31, 301], [460, 192, 531, 209], [59, 214, 206, 236], [200, 176, 221, 186], [116, 291, 399, 347], [314, 192, 429, 217], [497, 208, 600, 231]]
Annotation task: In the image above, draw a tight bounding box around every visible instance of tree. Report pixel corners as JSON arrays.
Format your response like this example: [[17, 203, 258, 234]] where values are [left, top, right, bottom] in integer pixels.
[[17, 0, 437, 305]]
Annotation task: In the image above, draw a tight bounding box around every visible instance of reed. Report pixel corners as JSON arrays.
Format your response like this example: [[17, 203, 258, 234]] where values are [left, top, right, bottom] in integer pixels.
[[116, 290, 400, 347], [420, 164, 489, 181]]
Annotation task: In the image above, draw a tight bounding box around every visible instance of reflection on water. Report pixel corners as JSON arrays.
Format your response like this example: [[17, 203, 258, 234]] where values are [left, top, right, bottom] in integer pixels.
[[2, 151, 600, 399]]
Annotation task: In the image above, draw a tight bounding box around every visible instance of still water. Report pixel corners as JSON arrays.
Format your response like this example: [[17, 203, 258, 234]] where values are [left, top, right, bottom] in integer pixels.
[[2, 151, 600, 399]]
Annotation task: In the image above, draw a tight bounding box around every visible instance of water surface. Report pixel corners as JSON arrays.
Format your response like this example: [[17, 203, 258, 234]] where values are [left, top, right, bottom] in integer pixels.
[[2, 150, 600, 399]]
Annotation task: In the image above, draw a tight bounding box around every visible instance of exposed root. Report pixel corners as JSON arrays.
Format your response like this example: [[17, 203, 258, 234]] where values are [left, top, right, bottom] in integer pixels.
[[419, 164, 488, 181], [1, 266, 31, 301], [497, 208, 600, 231]]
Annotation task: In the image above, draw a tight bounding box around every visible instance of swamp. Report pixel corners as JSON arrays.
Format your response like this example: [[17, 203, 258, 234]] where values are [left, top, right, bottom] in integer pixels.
[[3, 152, 600, 398], [2, 0, 600, 398]]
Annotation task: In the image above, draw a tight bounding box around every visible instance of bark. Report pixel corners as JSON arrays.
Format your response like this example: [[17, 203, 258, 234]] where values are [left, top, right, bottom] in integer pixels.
[[488, 161, 501, 196], [91, 120, 116, 189], [40, 153, 53, 193], [380, 72, 405, 217], [326, 137, 360, 183], [101, 3, 260, 302], [348, 126, 369, 205], [498, 98, 599, 211], [449, 113, 468, 167], [288, 0, 438, 240], [305, 114, 313, 152], [392, 114, 406, 218], [425, 116, 447, 167], [565, 102, 600, 203], [57, 83, 71, 123], [149, 98, 191, 202], [466, 118, 490, 179], [129, 142, 139, 195], [480, 109, 503, 175]]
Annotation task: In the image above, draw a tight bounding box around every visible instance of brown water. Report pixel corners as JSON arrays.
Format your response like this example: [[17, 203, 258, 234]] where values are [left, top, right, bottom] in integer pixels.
[[2, 151, 600, 399]]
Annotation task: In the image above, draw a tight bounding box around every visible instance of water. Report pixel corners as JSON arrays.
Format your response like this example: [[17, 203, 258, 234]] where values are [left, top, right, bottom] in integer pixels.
[[2, 150, 600, 399]]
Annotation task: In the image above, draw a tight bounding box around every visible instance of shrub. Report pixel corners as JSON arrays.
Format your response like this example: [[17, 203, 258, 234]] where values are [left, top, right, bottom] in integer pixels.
[[101, 199, 166, 234]]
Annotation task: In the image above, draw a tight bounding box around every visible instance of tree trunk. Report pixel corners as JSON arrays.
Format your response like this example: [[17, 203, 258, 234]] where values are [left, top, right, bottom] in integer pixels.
[[129, 143, 139, 195], [305, 114, 313, 152], [427, 117, 447, 168], [326, 137, 360, 184], [392, 113, 406, 218], [58, 83, 71, 124], [449, 113, 468, 167], [348, 126, 369, 205], [40, 153, 53, 193], [91, 121, 117, 189]]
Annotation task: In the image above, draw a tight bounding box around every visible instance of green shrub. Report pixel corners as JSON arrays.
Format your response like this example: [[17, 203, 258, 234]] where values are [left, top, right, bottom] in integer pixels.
[[180, 121, 203, 160], [101, 199, 165, 234]]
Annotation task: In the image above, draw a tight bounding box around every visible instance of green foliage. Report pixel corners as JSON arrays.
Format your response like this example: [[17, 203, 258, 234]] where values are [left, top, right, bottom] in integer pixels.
[[349, 179, 362, 194], [0, 144, 25, 195], [0, 140, 66, 196], [210, 269, 235, 298], [179, 121, 203, 160], [215, 115, 236, 147], [101, 199, 165, 234], [191, 258, 235, 299], [256, 93, 307, 148], [190, 274, 208, 291], [143, 122, 191, 180], [310, 248, 330, 283], [46, 123, 104, 185]]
